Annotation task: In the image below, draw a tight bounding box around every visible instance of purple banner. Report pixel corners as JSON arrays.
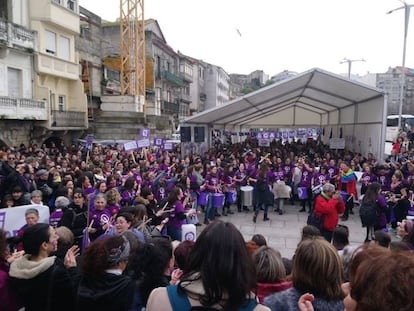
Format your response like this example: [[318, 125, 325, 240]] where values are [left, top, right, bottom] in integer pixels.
[[163, 142, 173, 151], [141, 128, 150, 138], [154, 138, 164, 146]]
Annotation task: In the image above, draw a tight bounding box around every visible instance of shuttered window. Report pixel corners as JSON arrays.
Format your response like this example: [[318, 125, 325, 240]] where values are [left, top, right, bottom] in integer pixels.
[[7, 67, 21, 98]]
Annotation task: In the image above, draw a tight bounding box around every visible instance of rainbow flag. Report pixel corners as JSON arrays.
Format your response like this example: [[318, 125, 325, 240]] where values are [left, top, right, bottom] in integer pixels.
[[341, 169, 356, 183]]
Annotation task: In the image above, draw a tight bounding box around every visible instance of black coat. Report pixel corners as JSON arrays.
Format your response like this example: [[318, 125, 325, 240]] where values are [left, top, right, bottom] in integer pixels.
[[255, 177, 274, 206], [58, 203, 88, 241], [10, 258, 79, 311], [76, 273, 135, 311]]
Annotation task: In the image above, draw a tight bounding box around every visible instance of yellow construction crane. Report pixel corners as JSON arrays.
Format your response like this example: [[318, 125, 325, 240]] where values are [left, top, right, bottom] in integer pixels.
[[119, 0, 145, 98]]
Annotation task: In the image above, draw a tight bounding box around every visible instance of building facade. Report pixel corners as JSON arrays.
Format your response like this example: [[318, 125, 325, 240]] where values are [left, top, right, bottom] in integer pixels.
[[204, 63, 230, 110], [29, 0, 87, 145], [0, 0, 47, 147], [77, 6, 103, 121], [376, 66, 414, 115]]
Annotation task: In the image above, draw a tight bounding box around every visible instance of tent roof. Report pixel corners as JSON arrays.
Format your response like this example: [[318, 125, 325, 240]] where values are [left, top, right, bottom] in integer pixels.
[[184, 68, 385, 127]]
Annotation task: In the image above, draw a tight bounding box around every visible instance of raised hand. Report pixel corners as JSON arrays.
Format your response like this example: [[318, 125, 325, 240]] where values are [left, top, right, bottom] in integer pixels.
[[64, 245, 80, 268]]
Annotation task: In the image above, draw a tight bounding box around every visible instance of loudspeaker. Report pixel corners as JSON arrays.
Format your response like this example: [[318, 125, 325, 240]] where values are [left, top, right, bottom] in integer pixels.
[[180, 126, 191, 142], [194, 126, 205, 142]]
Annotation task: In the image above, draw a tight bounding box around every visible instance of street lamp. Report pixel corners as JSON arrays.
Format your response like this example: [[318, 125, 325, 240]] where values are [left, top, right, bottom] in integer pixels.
[[387, 0, 414, 129], [340, 58, 365, 79]]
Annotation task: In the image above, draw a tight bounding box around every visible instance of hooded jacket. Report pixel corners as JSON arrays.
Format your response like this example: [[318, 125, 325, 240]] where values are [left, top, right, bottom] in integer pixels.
[[9, 255, 78, 311]]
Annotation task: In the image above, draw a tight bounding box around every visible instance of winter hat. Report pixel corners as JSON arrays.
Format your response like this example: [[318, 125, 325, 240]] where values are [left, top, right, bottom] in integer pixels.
[[36, 169, 48, 177]]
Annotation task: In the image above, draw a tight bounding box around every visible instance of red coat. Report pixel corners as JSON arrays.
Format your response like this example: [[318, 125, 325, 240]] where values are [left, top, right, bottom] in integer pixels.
[[255, 280, 292, 303], [314, 194, 345, 231]]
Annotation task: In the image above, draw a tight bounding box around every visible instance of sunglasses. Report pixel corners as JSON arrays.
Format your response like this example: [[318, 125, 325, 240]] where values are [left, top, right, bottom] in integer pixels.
[[8, 157, 15, 160]]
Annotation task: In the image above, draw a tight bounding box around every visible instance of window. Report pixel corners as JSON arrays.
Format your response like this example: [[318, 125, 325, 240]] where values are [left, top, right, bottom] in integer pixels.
[[45, 30, 56, 55], [58, 95, 65, 112], [80, 24, 91, 39], [105, 68, 120, 81], [155, 87, 161, 101], [59, 35, 70, 60], [67, 0, 76, 11], [156, 56, 161, 77], [7, 67, 22, 98]]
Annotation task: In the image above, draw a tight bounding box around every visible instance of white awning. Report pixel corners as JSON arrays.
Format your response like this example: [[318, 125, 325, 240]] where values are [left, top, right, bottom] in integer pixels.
[[184, 68, 387, 160]]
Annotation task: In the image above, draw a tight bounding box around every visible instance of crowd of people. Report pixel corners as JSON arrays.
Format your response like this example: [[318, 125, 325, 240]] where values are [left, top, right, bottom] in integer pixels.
[[0, 135, 414, 310]]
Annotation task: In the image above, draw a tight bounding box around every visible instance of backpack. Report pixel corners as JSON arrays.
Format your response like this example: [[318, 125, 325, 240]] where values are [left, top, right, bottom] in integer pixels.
[[307, 211, 324, 231], [359, 200, 378, 227], [39, 183, 54, 196], [306, 194, 325, 231], [166, 285, 258, 311]]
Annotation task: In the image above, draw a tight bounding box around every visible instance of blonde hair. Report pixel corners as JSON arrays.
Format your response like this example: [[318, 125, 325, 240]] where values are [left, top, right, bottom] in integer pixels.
[[55, 226, 74, 248], [253, 246, 286, 283], [106, 188, 121, 205]]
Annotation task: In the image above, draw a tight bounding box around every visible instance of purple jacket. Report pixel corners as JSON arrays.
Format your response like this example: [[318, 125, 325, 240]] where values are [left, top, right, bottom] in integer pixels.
[[376, 194, 388, 228], [0, 262, 20, 311], [169, 200, 186, 230]]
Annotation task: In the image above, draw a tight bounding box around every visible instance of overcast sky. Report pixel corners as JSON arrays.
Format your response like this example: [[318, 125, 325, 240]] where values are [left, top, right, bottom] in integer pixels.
[[79, 0, 414, 77]]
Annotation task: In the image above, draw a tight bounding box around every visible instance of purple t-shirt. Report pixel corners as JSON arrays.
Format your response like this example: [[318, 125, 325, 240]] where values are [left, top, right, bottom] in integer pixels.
[[361, 173, 377, 186], [89, 208, 112, 240], [49, 209, 63, 228], [299, 166, 313, 188], [313, 173, 329, 187], [235, 170, 248, 187], [376, 172, 392, 191], [327, 165, 339, 180], [205, 173, 220, 193]]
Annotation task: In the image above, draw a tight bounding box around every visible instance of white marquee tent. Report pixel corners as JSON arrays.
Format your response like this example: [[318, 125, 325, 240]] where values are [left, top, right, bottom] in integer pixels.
[[183, 68, 387, 160]]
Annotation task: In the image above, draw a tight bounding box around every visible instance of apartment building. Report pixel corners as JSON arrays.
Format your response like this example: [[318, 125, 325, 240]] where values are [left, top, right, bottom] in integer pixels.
[[0, 0, 46, 147], [203, 63, 230, 110], [29, 0, 87, 145]]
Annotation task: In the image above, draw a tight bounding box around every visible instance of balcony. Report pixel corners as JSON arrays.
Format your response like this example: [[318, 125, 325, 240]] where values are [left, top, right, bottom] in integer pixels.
[[0, 96, 47, 120], [30, 0, 79, 34], [162, 71, 184, 87], [180, 93, 192, 104], [35, 53, 79, 80], [0, 19, 35, 51], [161, 101, 179, 114], [179, 70, 193, 83], [51, 110, 87, 128]]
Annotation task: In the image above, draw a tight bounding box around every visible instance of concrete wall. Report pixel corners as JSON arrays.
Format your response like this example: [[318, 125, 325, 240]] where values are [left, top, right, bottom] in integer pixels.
[[0, 120, 33, 147]]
